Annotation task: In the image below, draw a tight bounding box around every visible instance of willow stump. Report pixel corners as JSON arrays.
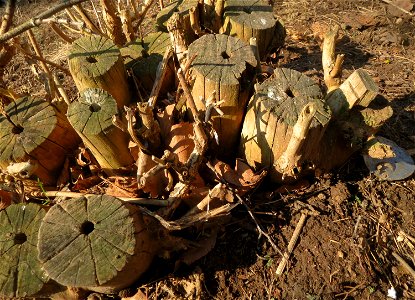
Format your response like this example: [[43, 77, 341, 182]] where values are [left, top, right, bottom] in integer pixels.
[[0, 97, 80, 186], [240, 68, 331, 182], [121, 32, 174, 92], [0, 203, 49, 298], [68, 35, 130, 108], [38, 195, 153, 294], [67, 88, 134, 175], [156, 0, 199, 34], [188, 34, 257, 158], [221, 0, 286, 59]]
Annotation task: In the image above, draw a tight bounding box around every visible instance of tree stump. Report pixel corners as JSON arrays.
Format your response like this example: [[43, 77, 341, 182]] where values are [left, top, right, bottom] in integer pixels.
[[67, 88, 134, 175], [121, 32, 174, 93], [38, 195, 153, 294], [0, 203, 49, 298], [68, 35, 131, 108], [239, 68, 331, 182], [0, 97, 80, 186], [221, 0, 286, 59], [188, 33, 257, 158]]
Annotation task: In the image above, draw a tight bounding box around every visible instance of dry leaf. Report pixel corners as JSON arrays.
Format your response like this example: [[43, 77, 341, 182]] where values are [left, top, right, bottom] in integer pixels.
[[121, 289, 147, 300], [208, 159, 267, 194], [178, 230, 217, 266], [72, 174, 102, 192], [137, 150, 169, 197], [387, 0, 414, 17], [105, 176, 140, 198], [166, 122, 194, 163], [0, 190, 13, 210]]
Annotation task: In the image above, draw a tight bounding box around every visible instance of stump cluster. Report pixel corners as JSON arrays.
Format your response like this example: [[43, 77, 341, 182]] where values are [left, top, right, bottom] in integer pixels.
[[0, 0, 394, 297]]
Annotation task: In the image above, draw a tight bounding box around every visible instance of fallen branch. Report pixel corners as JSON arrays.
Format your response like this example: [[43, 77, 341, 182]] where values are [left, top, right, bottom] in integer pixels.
[[0, 0, 89, 43], [275, 213, 307, 275], [28, 191, 168, 206]]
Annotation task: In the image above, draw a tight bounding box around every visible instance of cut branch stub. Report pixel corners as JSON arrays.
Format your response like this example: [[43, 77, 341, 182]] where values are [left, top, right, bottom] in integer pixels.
[[221, 0, 286, 59], [156, 0, 199, 33], [313, 103, 393, 171], [68, 35, 131, 108], [0, 96, 80, 185], [0, 203, 49, 298], [188, 33, 257, 158], [239, 68, 331, 182], [326, 69, 379, 116], [121, 32, 174, 92], [67, 88, 134, 175], [38, 195, 153, 294]]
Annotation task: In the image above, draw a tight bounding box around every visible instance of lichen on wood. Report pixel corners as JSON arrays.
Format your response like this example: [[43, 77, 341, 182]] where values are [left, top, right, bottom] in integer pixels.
[[0, 96, 80, 185], [0, 203, 48, 298], [221, 0, 286, 59], [38, 194, 153, 294], [188, 33, 257, 159], [240, 68, 331, 182], [68, 35, 131, 108], [67, 88, 134, 175]]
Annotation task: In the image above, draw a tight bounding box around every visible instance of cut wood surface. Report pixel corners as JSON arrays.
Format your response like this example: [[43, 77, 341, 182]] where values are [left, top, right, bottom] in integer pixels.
[[67, 88, 134, 175], [188, 33, 257, 158], [326, 68, 379, 115], [0, 203, 48, 298], [221, 0, 285, 59], [240, 68, 331, 182], [121, 32, 174, 92], [38, 195, 153, 293], [0, 97, 80, 185], [68, 35, 130, 108]]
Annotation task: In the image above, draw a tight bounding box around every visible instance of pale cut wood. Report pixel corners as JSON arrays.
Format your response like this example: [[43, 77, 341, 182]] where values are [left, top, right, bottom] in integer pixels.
[[326, 69, 379, 115], [0, 96, 80, 185], [68, 35, 131, 108], [239, 68, 331, 182], [156, 0, 199, 32], [221, 0, 285, 59], [67, 88, 134, 175], [188, 33, 257, 158], [0, 203, 48, 298], [38, 194, 153, 294]]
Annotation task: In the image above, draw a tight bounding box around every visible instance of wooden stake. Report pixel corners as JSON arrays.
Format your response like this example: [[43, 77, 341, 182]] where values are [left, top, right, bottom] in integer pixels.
[[275, 213, 307, 275], [322, 25, 343, 92]]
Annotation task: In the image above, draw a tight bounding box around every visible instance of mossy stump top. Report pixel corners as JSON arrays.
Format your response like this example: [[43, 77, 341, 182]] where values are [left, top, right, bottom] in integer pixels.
[[0, 203, 48, 298], [67, 88, 134, 175], [240, 68, 331, 182], [0, 96, 80, 185], [68, 35, 130, 108], [189, 33, 257, 157], [222, 0, 286, 59], [38, 195, 153, 293]]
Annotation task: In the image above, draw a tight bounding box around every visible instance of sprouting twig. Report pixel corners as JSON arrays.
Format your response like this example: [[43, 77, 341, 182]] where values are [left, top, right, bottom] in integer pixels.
[[0, 0, 89, 43], [275, 213, 307, 275], [0, 0, 16, 35], [125, 106, 147, 151], [13, 42, 70, 75], [177, 67, 201, 123], [73, 4, 104, 35], [49, 22, 74, 43], [90, 0, 105, 33], [28, 191, 168, 206]]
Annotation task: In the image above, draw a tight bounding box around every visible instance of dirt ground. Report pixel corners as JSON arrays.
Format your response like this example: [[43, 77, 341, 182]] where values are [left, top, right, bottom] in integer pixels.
[[1, 0, 415, 299]]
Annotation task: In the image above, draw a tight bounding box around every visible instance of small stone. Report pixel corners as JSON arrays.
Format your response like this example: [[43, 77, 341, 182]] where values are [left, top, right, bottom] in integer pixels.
[[337, 250, 344, 259]]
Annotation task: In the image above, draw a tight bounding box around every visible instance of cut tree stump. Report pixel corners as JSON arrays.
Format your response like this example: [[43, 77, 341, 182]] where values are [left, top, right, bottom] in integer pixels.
[[239, 68, 331, 182], [0, 203, 51, 298], [38, 195, 153, 294], [0, 96, 80, 186], [121, 32, 174, 92], [67, 88, 134, 175], [221, 0, 286, 59], [326, 69, 379, 116], [188, 33, 257, 158], [68, 35, 131, 108]]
